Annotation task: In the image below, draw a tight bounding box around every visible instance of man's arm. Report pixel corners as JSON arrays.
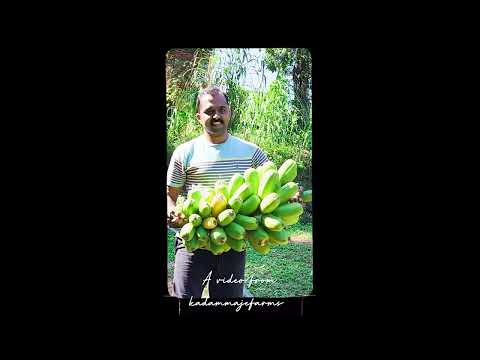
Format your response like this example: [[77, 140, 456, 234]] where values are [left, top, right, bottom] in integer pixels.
[[167, 186, 181, 213], [167, 186, 186, 228]]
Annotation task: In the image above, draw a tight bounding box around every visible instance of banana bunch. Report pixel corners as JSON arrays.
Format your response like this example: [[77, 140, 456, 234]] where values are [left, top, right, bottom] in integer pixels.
[[175, 159, 312, 255]]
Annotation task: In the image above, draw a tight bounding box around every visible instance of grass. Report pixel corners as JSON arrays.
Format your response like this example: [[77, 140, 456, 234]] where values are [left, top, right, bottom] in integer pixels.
[[244, 241, 312, 297], [167, 230, 176, 264], [166, 221, 312, 298]]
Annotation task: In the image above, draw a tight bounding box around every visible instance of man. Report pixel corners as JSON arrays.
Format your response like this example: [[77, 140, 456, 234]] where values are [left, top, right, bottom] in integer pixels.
[[166, 86, 269, 298]]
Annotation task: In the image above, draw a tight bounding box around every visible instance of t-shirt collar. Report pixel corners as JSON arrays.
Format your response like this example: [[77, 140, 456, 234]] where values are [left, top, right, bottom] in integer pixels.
[[203, 133, 230, 147]]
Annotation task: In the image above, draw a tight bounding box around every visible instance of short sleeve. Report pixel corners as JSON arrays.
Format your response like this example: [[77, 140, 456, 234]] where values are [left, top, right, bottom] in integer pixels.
[[167, 148, 186, 188], [251, 147, 269, 168]]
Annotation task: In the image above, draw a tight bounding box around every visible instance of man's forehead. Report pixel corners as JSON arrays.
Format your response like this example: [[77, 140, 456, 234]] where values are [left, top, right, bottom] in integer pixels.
[[199, 92, 228, 108]]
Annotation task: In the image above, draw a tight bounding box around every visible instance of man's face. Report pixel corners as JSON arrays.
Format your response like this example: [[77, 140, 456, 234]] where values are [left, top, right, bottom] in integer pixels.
[[196, 91, 231, 136]]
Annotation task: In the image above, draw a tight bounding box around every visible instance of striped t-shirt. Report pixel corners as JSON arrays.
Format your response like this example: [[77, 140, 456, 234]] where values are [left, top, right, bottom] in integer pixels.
[[167, 133, 269, 196]]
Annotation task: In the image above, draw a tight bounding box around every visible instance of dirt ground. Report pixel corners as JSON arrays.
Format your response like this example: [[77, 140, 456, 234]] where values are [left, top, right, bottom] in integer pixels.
[[289, 235, 312, 243]]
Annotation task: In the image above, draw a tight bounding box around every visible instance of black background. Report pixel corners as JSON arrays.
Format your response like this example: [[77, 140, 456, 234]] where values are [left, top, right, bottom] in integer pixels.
[[36, 36, 424, 333]]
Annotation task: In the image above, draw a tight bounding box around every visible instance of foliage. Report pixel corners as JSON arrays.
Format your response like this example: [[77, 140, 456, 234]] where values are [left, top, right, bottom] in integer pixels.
[[264, 48, 296, 74], [265, 48, 312, 128]]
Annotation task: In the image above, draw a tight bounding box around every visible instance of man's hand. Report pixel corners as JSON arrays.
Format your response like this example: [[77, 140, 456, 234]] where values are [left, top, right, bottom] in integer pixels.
[[167, 185, 187, 228], [167, 210, 187, 228], [289, 186, 306, 207]]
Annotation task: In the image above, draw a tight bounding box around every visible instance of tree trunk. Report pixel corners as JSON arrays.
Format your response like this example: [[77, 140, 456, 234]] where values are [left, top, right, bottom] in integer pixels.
[[166, 48, 212, 89], [292, 49, 311, 129]]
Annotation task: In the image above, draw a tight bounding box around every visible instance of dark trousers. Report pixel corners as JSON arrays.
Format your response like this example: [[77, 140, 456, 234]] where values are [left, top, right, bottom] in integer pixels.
[[173, 237, 246, 299]]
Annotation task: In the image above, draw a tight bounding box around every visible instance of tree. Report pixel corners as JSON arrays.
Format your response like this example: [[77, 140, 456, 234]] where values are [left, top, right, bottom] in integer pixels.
[[265, 48, 312, 128], [166, 48, 213, 87], [166, 48, 213, 111]]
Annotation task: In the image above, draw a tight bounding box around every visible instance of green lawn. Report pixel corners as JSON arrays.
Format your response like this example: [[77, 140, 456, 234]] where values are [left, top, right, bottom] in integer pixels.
[[167, 230, 176, 264], [167, 222, 313, 297]]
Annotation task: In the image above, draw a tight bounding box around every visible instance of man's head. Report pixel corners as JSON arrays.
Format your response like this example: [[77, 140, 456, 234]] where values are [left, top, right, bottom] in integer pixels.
[[195, 86, 231, 137]]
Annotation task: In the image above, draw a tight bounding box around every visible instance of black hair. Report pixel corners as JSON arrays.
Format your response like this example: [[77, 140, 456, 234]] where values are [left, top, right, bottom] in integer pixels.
[[195, 86, 230, 113]]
